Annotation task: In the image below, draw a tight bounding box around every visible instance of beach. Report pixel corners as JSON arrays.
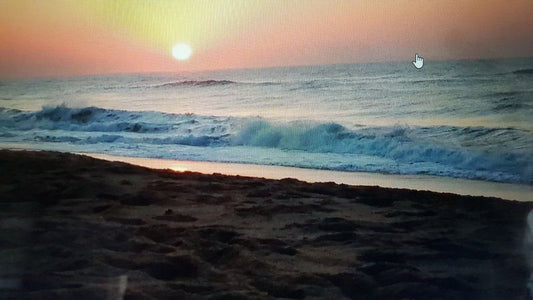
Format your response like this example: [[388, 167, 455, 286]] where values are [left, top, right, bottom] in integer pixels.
[[2, 1, 533, 299], [1, 149, 532, 299]]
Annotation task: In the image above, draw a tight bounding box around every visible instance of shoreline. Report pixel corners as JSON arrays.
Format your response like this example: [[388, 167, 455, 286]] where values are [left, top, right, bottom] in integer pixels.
[[1, 145, 531, 202], [1, 149, 533, 299], [86, 153, 533, 202]]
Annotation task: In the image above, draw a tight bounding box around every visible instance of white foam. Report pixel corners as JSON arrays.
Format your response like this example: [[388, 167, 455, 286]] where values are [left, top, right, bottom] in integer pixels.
[[1, 105, 532, 184]]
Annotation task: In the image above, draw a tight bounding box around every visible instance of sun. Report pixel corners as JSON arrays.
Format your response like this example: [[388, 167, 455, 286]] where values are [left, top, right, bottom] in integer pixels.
[[172, 43, 192, 61]]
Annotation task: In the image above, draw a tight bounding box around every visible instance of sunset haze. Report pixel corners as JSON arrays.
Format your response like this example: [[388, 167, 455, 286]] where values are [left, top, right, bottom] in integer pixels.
[[1, 0, 532, 78]]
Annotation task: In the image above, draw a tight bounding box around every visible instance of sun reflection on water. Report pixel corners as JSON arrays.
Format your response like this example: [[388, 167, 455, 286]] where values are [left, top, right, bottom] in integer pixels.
[[169, 165, 188, 172]]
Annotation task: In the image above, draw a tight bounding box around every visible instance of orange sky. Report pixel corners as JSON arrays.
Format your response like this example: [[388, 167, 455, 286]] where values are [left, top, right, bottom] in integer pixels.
[[1, 0, 532, 78]]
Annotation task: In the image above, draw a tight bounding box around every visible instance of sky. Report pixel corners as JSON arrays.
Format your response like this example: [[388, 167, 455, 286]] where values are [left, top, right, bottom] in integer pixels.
[[1, 0, 532, 78]]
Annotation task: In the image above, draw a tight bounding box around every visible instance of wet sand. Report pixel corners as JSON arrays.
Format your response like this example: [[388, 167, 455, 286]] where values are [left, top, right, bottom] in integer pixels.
[[87, 153, 533, 202], [1, 150, 532, 299]]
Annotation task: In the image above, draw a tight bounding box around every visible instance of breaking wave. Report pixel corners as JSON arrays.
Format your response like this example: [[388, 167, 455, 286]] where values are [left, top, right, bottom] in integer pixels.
[[1, 105, 532, 184]]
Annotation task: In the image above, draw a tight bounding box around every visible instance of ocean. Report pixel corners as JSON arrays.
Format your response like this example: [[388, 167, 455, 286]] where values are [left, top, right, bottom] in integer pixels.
[[1, 58, 532, 184]]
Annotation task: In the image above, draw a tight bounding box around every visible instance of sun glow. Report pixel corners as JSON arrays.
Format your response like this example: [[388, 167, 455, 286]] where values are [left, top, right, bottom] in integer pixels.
[[172, 43, 192, 61]]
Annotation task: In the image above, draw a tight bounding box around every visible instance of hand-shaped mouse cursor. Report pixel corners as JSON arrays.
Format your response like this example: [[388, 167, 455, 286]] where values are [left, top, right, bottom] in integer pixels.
[[412, 53, 424, 69]]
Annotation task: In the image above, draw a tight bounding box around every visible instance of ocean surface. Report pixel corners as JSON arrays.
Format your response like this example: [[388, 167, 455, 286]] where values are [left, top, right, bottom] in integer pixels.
[[1, 58, 532, 184]]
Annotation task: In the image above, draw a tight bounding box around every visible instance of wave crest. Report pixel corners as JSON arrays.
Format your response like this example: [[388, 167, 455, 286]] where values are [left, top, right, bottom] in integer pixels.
[[1, 105, 531, 183]]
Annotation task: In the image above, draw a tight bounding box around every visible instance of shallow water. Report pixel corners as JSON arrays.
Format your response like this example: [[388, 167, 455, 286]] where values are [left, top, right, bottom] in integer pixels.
[[88, 153, 533, 202]]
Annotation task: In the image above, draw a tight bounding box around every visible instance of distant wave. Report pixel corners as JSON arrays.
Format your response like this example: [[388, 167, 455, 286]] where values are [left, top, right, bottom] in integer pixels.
[[513, 69, 533, 75], [154, 80, 237, 88], [493, 103, 530, 112], [1, 105, 532, 184], [152, 79, 282, 88]]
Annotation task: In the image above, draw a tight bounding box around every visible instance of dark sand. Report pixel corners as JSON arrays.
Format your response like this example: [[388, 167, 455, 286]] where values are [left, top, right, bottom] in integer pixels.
[[1, 150, 532, 299]]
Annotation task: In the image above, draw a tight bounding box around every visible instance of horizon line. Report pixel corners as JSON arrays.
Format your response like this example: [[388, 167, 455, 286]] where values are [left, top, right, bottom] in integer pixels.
[[1, 55, 532, 81]]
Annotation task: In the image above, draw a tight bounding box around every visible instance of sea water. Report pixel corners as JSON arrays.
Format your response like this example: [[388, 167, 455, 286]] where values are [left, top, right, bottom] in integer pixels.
[[0, 58, 532, 184]]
